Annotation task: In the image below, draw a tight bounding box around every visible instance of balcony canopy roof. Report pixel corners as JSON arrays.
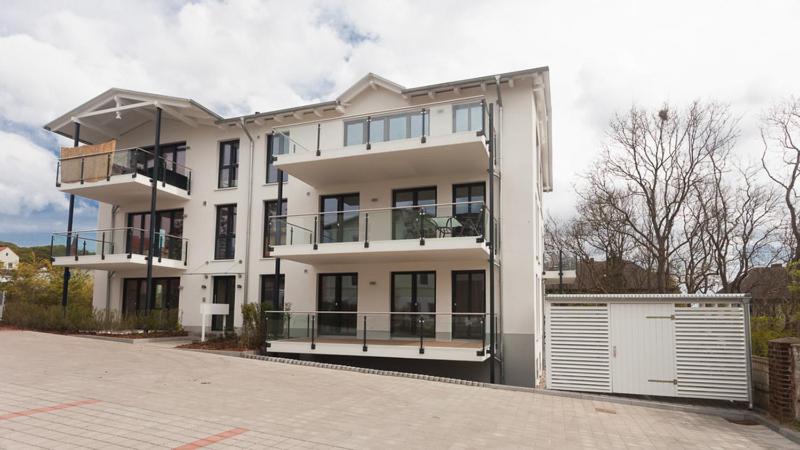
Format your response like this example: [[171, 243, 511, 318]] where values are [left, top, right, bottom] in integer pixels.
[[44, 88, 222, 145]]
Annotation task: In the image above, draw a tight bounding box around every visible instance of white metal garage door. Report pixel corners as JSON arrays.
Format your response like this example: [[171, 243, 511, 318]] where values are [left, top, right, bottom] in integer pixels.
[[544, 294, 752, 405]]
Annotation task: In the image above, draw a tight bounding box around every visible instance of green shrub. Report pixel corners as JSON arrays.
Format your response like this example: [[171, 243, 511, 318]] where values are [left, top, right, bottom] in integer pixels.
[[751, 315, 794, 357], [240, 302, 266, 350]]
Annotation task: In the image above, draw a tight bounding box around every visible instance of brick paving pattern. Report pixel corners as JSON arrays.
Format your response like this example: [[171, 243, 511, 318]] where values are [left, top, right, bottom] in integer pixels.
[[0, 330, 795, 449]]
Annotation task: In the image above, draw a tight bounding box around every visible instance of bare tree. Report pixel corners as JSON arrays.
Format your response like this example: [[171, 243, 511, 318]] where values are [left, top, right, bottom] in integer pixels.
[[584, 102, 739, 292], [762, 97, 800, 262]]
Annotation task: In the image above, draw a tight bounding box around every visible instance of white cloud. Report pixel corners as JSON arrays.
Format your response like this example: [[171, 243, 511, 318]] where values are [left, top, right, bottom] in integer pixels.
[[0, 130, 66, 215], [1, 0, 800, 229]]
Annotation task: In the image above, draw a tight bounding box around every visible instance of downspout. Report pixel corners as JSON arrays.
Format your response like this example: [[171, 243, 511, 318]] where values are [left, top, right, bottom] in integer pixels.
[[239, 118, 256, 307], [494, 75, 505, 383]]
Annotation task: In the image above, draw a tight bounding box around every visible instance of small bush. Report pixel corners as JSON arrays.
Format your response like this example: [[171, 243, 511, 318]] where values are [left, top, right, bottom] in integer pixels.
[[751, 315, 794, 357], [240, 302, 266, 350]]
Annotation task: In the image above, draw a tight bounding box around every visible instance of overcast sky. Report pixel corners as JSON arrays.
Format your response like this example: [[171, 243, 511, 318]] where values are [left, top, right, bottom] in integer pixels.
[[1, 0, 799, 246]]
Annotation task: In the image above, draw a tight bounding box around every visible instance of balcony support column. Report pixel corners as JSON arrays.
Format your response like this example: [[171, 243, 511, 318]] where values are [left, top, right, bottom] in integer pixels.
[[61, 122, 80, 315], [145, 107, 162, 313], [487, 103, 496, 384]]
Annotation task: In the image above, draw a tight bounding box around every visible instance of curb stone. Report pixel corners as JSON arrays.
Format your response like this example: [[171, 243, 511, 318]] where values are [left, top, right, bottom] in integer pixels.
[[240, 352, 800, 446]]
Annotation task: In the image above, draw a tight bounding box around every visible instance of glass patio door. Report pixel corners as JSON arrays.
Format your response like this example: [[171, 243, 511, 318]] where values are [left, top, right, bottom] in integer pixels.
[[319, 194, 360, 243], [391, 271, 436, 338], [212, 276, 235, 331], [317, 273, 358, 336], [392, 187, 437, 240], [452, 270, 486, 339], [452, 183, 485, 237]]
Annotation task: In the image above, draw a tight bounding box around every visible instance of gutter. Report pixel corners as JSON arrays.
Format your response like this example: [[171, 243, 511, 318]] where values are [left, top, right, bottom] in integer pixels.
[[238, 118, 256, 305]]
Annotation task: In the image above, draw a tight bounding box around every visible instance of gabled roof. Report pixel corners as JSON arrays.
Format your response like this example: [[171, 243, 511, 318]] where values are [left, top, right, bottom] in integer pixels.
[[44, 88, 222, 144], [337, 73, 405, 104]]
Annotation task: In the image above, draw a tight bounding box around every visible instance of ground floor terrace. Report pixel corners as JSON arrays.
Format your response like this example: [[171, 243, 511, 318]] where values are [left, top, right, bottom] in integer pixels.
[[95, 260, 498, 361], [0, 330, 793, 449]]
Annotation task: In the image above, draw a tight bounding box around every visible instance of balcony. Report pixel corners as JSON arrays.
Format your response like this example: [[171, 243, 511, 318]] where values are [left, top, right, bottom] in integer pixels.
[[272, 100, 489, 187], [50, 227, 188, 275], [266, 202, 494, 264], [57, 146, 192, 204], [265, 311, 492, 362]]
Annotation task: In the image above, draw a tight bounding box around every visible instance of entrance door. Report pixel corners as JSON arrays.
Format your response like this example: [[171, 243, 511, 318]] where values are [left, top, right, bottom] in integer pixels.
[[212, 276, 236, 331], [317, 273, 358, 336], [609, 303, 676, 396], [319, 194, 360, 243], [392, 187, 437, 240], [391, 271, 436, 338], [452, 270, 485, 339]]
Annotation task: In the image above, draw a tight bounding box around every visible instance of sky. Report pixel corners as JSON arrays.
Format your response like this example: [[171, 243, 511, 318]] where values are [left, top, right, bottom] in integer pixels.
[[1, 0, 799, 246]]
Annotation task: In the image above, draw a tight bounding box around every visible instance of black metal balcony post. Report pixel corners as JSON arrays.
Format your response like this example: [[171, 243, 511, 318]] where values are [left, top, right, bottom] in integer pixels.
[[187, 170, 192, 195], [480, 99, 487, 136], [184, 240, 188, 266], [264, 314, 270, 351], [362, 315, 368, 352], [311, 315, 316, 350], [145, 107, 163, 313], [313, 216, 318, 250], [420, 108, 427, 144], [106, 152, 112, 181], [287, 312, 291, 340], [82, 240, 87, 256], [418, 208, 425, 246], [477, 316, 486, 357], [73, 233, 79, 261], [101, 232, 106, 260], [316, 123, 321, 156], [364, 212, 369, 248], [55, 161, 61, 187], [365, 116, 371, 150], [157, 234, 163, 263], [139, 229, 144, 255], [161, 159, 166, 188], [418, 315, 425, 354], [61, 121, 80, 317], [49, 235, 54, 261], [558, 249, 564, 293], [79, 157, 85, 184]]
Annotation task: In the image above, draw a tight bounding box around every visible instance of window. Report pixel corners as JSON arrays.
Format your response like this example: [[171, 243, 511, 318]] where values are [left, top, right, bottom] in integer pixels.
[[122, 278, 180, 315], [344, 112, 428, 146], [126, 209, 184, 259], [391, 271, 436, 338], [392, 186, 437, 240], [264, 199, 288, 255], [260, 274, 285, 310], [319, 194, 360, 243], [453, 102, 484, 133], [218, 140, 239, 188], [215, 204, 237, 259], [267, 133, 289, 184]]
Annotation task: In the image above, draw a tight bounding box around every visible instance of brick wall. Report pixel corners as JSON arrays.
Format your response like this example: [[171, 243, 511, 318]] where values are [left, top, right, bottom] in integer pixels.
[[768, 337, 800, 421]]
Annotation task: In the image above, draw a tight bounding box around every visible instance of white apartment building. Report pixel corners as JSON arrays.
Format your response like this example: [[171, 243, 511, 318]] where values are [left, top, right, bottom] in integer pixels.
[[45, 67, 552, 386]]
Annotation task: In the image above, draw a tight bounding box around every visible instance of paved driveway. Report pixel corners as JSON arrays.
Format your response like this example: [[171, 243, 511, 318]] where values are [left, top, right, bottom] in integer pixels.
[[0, 330, 794, 449]]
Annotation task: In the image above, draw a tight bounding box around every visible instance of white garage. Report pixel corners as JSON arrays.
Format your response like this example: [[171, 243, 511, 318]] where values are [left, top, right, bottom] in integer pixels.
[[544, 294, 752, 406]]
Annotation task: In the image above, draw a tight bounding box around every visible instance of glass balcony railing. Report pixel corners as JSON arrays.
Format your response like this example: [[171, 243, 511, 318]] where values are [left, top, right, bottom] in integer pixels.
[[269, 98, 488, 158], [264, 311, 494, 356], [50, 227, 188, 264], [265, 201, 495, 253], [543, 251, 577, 272], [56, 147, 192, 193]]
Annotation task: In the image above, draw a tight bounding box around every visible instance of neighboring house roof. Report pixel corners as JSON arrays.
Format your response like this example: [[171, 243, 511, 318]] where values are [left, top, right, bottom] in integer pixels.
[[740, 265, 790, 301]]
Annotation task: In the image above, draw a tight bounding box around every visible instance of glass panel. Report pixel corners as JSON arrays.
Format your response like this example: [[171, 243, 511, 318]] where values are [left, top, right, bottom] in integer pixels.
[[267, 134, 289, 183], [320, 197, 340, 244], [410, 113, 423, 138], [370, 118, 385, 143], [345, 120, 364, 146], [454, 106, 469, 132], [391, 273, 415, 337], [261, 275, 285, 310], [416, 272, 436, 338], [388, 116, 407, 140], [339, 274, 358, 335], [341, 195, 360, 242], [469, 104, 483, 132]]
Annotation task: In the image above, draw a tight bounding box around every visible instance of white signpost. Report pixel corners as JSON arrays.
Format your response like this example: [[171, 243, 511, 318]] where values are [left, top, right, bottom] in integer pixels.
[[200, 302, 231, 342]]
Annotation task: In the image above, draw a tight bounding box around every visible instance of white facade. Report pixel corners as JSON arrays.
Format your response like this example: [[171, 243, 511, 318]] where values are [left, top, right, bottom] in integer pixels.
[[0, 247, 19, 283], [45, 68, 552, 387]]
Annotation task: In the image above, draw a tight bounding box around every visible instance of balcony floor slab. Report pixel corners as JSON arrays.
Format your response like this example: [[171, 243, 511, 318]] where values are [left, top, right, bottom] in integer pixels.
[[270, 237, 489, 264], [52, 253, 186, 275], [275, 132, 488, 186], [268, 337, 489, 362], [59, 174, 189, 204]]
